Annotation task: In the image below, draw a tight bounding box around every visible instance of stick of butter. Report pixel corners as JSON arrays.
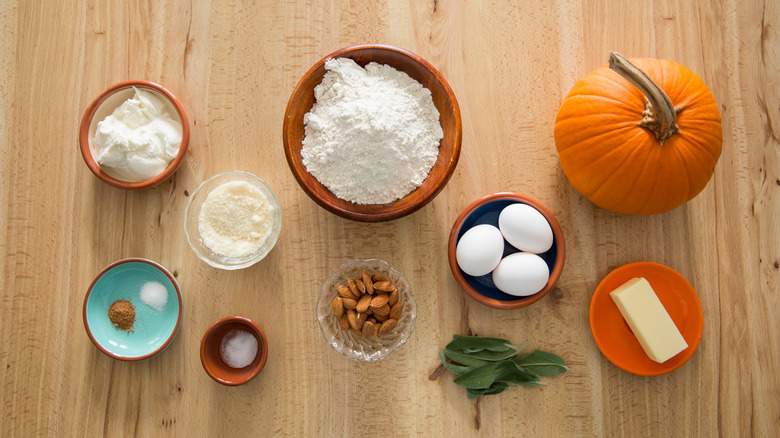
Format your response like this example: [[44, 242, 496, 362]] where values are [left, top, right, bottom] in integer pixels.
[[609, 277, 688, 363]]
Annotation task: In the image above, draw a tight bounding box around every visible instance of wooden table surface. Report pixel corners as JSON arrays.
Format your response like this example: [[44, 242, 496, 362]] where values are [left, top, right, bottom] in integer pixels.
[[1, 1, 778, 437]]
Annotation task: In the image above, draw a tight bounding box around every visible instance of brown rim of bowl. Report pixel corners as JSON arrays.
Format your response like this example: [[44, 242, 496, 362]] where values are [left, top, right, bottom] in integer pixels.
[[82, 258, 184, 361], [78, 80, 190, 190], [447, 192, 566, 310], [200, 316, 269, 386], [282, 44, 462, 222]]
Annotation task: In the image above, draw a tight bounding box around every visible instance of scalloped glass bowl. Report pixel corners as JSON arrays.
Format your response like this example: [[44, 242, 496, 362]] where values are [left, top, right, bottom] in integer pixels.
[[316, 259, 417, 361], [184, 171, 282, 270]]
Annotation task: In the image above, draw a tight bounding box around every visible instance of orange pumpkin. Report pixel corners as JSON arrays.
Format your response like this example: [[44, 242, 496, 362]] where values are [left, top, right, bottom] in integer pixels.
[[554, 52, 722, 215]]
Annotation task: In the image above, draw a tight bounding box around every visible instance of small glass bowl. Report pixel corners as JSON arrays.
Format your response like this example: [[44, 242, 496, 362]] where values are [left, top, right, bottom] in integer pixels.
[[184, 171, 282, 270], [316, 259, 417, 361]]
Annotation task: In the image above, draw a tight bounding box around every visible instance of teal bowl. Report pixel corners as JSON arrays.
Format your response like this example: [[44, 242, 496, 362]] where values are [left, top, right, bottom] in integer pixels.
[[83, 258, 183, 361]]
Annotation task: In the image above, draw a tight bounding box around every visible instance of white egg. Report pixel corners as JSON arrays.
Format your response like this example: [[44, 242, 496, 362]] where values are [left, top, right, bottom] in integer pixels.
[[491, 252, 550, 297], [498, 203, 554, 254], [456, 224, 504, 277]]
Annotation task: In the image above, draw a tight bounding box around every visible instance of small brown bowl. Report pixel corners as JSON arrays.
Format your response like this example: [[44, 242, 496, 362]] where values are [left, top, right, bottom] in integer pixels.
[[200, 316, 269, 386], [448, 193, 566, 309], [283, 44, 462, 222], [79, 80, 190, 190]]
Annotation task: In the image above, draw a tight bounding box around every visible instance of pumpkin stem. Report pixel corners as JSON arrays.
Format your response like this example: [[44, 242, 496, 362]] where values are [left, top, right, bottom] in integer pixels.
[[608, 52, 680, 145]]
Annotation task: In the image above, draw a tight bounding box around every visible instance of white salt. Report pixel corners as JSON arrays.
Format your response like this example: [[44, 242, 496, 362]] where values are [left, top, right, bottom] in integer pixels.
[[220, 329, 258, 369], [140, 281, 168, 311]]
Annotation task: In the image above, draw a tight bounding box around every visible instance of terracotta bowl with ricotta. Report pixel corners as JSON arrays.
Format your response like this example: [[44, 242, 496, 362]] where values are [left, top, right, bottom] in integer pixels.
[[79, 80, 190, 190], [283, 44, 462, 222]]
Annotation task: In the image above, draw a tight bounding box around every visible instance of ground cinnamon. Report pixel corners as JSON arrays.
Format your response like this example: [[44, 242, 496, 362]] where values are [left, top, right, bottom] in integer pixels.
[[108, 299, 135, 332]]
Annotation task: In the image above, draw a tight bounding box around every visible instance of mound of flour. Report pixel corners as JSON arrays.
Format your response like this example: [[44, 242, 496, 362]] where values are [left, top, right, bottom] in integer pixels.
[[301, 58, 443, 205]]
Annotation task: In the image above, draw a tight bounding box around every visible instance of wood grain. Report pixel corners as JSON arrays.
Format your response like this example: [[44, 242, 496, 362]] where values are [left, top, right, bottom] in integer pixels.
[[1, 1, 778, 436]]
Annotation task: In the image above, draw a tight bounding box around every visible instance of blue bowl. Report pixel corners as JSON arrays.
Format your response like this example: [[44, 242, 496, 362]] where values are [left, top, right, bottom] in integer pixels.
[[448, 193, 565, 309], [83, 258, 182, 360]]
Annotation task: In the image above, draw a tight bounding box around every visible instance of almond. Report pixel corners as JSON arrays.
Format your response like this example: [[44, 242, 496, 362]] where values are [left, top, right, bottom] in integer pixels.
[[335, 272, 401, 338], [362, 321, 375, 337], [332, 297, 344, 318], [388, 289, 399, 306], [362, 272, 374, 294], [389, 302, 403, 320], [337, 286, 353, 299], [373, 304, 390, 317], [378, 319, 398, 335], [342, 298, 358, 310], [348, 279, 360, 297], [370, 294, 389, 309], [356, 313, 367, 331], [356, 294, 372, 313], [347, 310, 360, 330], [373, 281, 395, 292]]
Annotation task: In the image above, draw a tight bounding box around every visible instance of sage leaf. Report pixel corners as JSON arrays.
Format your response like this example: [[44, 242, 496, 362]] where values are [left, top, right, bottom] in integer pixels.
[[515, 379, 547, 388], [454, 360, 535, 389], [467, 389, 482, 399], [453, 362, 505, 389], [516, 340, 532, 353], [439, 350, 473, 374], [441, 349, 489, 368], [467, 382, 511, 398], [465, 348, 519, 362], [495, 361, 540, 385], [438, 335, 568, 399], [483, 381, 511, 395], [513, 350, 569, 377], [446, 335, 515, 352]]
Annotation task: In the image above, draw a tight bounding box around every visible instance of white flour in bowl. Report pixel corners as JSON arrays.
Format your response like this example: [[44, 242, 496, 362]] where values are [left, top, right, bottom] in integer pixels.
[[301, 58, 443, 205]]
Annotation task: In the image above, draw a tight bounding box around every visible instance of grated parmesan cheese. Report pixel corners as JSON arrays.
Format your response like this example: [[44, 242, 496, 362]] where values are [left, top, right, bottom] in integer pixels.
[[198, 181, 274, 259]]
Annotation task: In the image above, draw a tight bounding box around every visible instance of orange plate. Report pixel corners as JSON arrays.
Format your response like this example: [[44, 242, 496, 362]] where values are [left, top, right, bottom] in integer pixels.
[[589, 262, 703, 376]]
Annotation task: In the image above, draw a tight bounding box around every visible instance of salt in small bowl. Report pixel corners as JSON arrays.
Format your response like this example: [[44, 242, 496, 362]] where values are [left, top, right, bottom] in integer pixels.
[[200, 316, 269, 386]]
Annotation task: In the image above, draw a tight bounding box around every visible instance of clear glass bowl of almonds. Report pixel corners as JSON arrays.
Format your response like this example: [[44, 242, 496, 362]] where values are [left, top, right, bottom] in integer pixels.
[[316, 258, 417, 361]]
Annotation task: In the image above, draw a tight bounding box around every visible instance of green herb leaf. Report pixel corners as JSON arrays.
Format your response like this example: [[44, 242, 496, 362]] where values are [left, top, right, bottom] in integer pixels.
[[513, 350, 569, 377], [492, 360, 541, 386], [465, 348, 520, 362], [515, 379, 547, 388], [453, 360, 538, 389], [439, 350, 473, 374], [453, 362, 505, 389], [438, 335, 568, 399], [467, 382, 511, 398], [515, 340, 532, 353], [483, 382, 512, 395], [441, 349, 489, 368], [446, 335, 516, 352]]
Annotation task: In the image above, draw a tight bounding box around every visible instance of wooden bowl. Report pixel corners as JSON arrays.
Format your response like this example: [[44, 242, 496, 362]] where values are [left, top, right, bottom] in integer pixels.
[[283, 44, 462, 222], [200, 316, 269, 386], [79, 80, 190, 190], [448, 193, 566, 309]]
